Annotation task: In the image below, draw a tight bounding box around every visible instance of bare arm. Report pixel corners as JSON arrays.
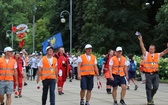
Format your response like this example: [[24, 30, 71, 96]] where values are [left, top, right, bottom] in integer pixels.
[[94, 64, 99, 76], [36, 67, 41, 83], [160, 43, 168, 57], [138, 35, 146, 56], [55, 66, 58, 81], [77, 62, 81, 80], [14, 68, 18, 85], [124, 65, 128, 79], [109, 65, 114, 80]]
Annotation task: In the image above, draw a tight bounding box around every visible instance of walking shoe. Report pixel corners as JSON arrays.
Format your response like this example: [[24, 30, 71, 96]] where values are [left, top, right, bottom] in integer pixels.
[[15, 96, 18, 98], [0, 102, 4, 105], [19, 95, 22, 98], [80, 100, 84, 105], [85, 103, 90, 105], [134, 85, 138, 90], [107, 91, 112, 94], [69, 79, 72, 82], [120, 99, 126, 105], [113, 100, 118, 105], [24, 82, 28, 86], [127, 86, 129, 90], [147, 101, 154, 105]]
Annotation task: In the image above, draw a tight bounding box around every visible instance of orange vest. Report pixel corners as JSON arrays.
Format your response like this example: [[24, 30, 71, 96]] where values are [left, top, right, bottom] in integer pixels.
[[25, 57, 29, 66], [40, 56, 57, 80], [143, 53, 159, 73], [80, 54, 96, 76], [0, 57, 16, 81], [111, 56, 126, 76]]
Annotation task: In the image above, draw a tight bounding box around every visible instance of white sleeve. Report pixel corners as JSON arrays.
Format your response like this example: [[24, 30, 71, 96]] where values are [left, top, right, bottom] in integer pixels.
[[38, 59, 43, 67], [78, 56, 82, 63], [126, 60, 130, 66], [95, 58, 97, 64], [158, 53, 161, 60], [144, 52, 148, 60], [134, 61, 137, 65], [109, 59, 113, 66], [14, 62, 17, 69]]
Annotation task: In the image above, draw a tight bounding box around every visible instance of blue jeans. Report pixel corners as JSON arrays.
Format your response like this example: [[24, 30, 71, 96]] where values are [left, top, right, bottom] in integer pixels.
[[42, 79, 56, 105]]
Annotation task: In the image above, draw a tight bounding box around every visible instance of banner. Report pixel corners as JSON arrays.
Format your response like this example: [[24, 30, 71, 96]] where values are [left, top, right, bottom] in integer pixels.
[[42, 32, 63, 54]]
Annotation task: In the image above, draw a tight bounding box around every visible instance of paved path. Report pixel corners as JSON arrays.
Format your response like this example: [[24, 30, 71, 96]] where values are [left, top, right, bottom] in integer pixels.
[[10, 77, 168, 105]]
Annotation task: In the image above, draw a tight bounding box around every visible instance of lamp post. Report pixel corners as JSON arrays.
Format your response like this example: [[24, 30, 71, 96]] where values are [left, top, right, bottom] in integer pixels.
[[60, 0, 72, 54], [6, 24, 14, 48], [32, 4, 37, 53]]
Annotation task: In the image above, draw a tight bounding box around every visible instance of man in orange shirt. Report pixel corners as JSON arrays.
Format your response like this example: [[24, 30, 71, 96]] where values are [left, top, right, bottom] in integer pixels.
[[37, 46, 58, 105], [78, 44, 100, 105], [109, 47, 128, 105], [138, 35, 168, 105], [0, 47, 18, 105]]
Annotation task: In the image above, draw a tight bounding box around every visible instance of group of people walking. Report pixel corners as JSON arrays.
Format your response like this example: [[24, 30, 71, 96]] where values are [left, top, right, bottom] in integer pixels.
[[0, 34, 168, 105]]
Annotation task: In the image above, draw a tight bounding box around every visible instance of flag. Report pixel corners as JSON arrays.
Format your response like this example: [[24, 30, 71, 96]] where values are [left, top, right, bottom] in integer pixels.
[[42, 32, 63, 54]]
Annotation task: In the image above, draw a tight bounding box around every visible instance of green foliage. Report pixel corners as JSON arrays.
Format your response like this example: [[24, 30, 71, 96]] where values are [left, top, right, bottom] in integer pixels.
[[158, 58, 168, 80]]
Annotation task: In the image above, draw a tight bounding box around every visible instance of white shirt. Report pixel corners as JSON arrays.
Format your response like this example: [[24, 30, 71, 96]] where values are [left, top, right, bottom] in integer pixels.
[[109, 58, 127, 66], [5, 59, 17, 69], [29, 57, 38, 68], [78, 54, 97, 64], [144, 52, 160, 60], [72, 57, 78, 67], [38, 57, 57, 67], [126, 60, 137, 67]]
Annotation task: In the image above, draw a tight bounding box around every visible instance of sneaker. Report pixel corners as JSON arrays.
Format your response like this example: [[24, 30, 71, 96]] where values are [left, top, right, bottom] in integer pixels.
[[107, 91, 112, 94], [147, 101, 154, 105], [15, 96, 18, 98], [58, 92, 62, 95], [113, 100, 118, 105], [24, 82, 28, 86], [69, 79, 72, 82], [134, 85, 138, 90], [127, 86, 129, 90], [19, 95, 22, 98], [80, 100, 84, 105], [120, 99, 126, 105], [0, 102, 4, 105], [85, 103, 90, 105]]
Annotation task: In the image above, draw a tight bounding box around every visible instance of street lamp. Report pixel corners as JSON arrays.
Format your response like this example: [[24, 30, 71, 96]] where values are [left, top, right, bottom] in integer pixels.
[[32, 4, 37, 53], [6, 28, 14, 48], [60, 0, 72, 54]]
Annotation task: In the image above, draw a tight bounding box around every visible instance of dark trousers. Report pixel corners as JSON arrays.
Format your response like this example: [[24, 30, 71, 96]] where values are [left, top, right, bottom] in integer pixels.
[[42, 79, 56, 105], [32, 68, 38, 80], [145, 73, 159, 102]]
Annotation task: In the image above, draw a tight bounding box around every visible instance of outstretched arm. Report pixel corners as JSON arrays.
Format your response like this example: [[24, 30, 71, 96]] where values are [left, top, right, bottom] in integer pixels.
[[138, 35, 146, 56], [160, 43, 168, 57]]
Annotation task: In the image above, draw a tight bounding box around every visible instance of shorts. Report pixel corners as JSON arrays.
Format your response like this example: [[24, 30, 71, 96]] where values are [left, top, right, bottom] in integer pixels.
[[110, 75, 126, 87], [80, 75, 94, 90], [128, 71, 136, 79], [0, 81, 14, 95]]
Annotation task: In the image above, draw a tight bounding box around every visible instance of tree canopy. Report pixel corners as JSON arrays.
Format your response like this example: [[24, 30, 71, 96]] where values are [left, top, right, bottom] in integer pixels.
[[0, 0, 167, 55]]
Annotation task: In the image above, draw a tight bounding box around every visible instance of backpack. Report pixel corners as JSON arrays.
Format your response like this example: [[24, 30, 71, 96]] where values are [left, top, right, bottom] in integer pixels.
[[128, 60, 137, 72]]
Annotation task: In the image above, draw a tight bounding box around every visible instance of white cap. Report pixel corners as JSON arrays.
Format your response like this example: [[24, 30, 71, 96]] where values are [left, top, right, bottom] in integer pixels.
[[85, 44, 92, 49], [20, 51, 23, 54], [32, 53, 35, 56], [4, 47, 13, 52], [116, 46, 122, 52], [46, 46, 54, 51]]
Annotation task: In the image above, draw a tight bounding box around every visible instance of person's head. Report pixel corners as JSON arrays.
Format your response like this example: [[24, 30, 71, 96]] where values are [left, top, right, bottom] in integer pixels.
[[84, 44, 92, 55], [4, 47, 14, 57], [58, 47, 65, 54], [128, 54, 134, 60], [31, 53, 36, 57], [115, 46, 123, 57], [108, 49, 114, 56], [15, 51, 20, 59], [19, 51, 23, 57], [149, 45, 156, 54], [46, 46, 54, 56]]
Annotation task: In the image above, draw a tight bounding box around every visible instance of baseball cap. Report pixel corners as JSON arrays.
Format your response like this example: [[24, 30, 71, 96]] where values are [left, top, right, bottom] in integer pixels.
[[85, 44, 92, 49], [116, 47, 122, 52], [20, 51, 23, 54], [32, 53, 35, 56], [46, 46, 54, 51], [4, 47, 14, 52]]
